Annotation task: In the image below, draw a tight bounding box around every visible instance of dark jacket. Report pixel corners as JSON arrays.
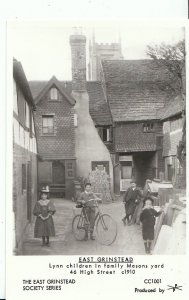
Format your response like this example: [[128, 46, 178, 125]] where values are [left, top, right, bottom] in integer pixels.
[[140, 208, 162, 240], [123, 187, 142, 216]]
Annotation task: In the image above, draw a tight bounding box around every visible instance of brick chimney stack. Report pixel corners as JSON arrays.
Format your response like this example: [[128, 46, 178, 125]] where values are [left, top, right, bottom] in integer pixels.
[[70, 28, 86, 91]]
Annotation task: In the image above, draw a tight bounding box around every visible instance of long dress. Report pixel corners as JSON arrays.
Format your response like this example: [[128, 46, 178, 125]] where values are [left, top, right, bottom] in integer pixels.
[[33, 199, 56, 237], [140, 208, 161, 240]]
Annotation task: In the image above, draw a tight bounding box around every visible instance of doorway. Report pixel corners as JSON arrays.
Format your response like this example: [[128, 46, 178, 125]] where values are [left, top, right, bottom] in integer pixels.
[[52, 161, 65, 184]]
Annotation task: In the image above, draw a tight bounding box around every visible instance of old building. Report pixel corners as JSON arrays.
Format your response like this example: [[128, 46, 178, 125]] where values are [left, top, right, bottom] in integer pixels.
[[158, 95, 185, 188], [100, 60, 177, 193], [88, 34, 123, 80], [29, 76, 76, 199], [29, 33, 114, 198], [13, 59, 38, 254], [69, 33, 114, 193]]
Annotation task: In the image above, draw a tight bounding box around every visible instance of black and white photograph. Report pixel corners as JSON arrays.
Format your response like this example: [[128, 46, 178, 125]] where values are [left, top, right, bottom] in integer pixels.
[[10, 21, 186, 257]]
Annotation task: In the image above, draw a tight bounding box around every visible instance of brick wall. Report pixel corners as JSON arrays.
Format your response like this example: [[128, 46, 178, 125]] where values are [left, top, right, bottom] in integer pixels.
[[34, 89, 75, 158], [70, 34, 86, 91]]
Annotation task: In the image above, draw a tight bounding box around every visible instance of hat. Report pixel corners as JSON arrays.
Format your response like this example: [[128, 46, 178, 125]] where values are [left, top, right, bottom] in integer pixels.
[[41, 186, 50, 193], [130, 180, 136, 184]]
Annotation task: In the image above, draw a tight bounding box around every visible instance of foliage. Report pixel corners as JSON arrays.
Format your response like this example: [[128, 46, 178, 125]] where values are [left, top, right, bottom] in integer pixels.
[[146, 40, 185, 95], [146, 40, 186, 166]]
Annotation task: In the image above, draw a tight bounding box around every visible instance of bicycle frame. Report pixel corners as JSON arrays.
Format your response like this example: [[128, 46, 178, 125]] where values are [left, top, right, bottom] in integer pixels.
[[78, 200, 107, 230]]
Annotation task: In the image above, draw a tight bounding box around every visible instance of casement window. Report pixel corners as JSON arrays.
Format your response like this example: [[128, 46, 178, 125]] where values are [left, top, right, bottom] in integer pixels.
[[143, 123, 154, 132], [42, 115, 54, 135], [13, 79, 18, 114], [50, 87, 58, 100], [98, 127, 112, 142]]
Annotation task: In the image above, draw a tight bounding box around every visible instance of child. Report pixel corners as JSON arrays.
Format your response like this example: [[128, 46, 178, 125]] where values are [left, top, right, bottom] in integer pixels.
[[140, 198, 163, 254], [33, 186, 56, 246], [77, 183, 99, 241]]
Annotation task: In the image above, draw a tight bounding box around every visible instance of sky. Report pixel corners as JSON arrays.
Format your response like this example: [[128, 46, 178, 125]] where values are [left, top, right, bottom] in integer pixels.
[[9, 21, 185, 81]]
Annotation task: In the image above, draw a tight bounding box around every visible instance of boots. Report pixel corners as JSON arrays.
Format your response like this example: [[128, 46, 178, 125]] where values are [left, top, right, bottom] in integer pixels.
[[144, 241, 148, 254], [42, 236, 46, 246], [147, 241, 152, 254], [46, 236, 50, 246], [90, 230, 95, 240]]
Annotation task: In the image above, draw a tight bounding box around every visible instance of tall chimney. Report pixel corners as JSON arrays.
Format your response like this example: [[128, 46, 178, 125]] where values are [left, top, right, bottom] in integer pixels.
[[70, 28, 86, 91]]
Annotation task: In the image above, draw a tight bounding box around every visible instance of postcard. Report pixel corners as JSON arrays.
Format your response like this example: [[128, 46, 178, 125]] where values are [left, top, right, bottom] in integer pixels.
[[5, 19, 189, 300]]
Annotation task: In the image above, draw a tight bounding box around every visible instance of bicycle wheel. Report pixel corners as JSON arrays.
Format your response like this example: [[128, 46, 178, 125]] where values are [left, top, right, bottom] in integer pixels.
[[72, 215, 86, 241], [96, 214, 117, 246]]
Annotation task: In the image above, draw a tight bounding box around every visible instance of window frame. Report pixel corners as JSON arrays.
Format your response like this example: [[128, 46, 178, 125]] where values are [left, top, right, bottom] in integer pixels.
[[50, 87, 59, 101], [42, 115, 55, 136], [143, 122, 154, 133]]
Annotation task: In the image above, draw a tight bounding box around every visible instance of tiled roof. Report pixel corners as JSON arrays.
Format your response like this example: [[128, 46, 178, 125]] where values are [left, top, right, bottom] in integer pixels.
[[157, 95, 183, 120], [102, 60, 176, 122], [29, 80, 112, 126], [86, 82, 112, 125]]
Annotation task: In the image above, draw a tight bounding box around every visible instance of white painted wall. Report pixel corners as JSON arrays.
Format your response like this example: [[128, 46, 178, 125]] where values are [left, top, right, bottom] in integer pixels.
[[72, 90, 113, 192], [13, 118, 37, 154]]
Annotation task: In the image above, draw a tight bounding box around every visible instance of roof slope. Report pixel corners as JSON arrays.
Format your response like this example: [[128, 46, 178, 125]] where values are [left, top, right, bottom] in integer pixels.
[[13, 59, 35, 108], [102, 60, 176, 122], [157, 95, 183, 120], [29, 80, 112, 126]]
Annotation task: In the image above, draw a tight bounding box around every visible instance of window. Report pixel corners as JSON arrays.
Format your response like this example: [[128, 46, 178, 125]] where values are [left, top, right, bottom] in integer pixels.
[[22, 164, 26, 193], [50, 87, 58, 100], [103, 128, 110, 142], [13, 80, 18, 114], [143, 123, 154, 132], [42, 116, 54, 134], [91, 161, 109, 174], [167, 164, 173, 181], [98, 127, 112, 142], [65, 161, 75, 179], [121, 161, 133, 179], [31, 116, 35, 135], [25, 102, 30, 128]]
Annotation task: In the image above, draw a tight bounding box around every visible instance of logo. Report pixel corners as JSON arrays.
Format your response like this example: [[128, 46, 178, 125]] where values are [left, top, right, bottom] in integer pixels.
[[167, 284, 182, 292]]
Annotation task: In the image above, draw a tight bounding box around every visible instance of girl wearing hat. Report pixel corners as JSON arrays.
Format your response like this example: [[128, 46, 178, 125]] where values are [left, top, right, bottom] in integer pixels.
[[140, 198, 164, 254], [33, 186, 56, 246]]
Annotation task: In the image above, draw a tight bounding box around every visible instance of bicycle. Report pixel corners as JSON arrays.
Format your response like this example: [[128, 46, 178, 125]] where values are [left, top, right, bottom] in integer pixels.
[[72, 199, 117, 246]]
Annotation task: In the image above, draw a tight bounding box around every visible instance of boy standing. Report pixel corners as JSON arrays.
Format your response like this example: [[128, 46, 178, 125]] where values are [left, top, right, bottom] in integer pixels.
[[122, 181, 142, 225], [78, 183, 99, 241], [140, 198, 164, 254]]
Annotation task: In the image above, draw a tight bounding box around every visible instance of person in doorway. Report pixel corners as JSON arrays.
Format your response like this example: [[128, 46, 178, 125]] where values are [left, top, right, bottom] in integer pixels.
[[33, 186, 56, 246], [140, 198, 164, 254], [77, 183, 100, 241], [122, 180, 142, 225]]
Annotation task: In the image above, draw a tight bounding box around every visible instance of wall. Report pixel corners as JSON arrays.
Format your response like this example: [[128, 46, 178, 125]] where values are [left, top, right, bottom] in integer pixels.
[[162, 117, 185, 187], [72, 90, 114, 192], [13, 118, 37, 254], [115, 122, 161, 152], [34, 89, 75, 159], [163, 118, 183, 157]]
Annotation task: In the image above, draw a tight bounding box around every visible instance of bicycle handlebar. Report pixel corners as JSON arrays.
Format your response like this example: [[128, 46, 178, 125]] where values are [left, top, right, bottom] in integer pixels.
[[78, 198, 102, 207]]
